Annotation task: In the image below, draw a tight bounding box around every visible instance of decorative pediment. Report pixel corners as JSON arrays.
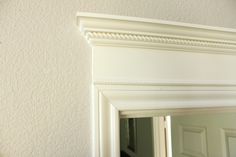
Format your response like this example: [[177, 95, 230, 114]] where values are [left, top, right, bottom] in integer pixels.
[[78, 12, 236, 54]]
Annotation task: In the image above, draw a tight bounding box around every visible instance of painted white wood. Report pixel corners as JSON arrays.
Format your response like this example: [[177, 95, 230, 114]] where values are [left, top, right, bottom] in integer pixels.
[[92, 86, 100, 157], [166, 116, 173, 157], [111, 105, 120, 157], [92, 46, 236, 85], [153, 117, 167, 157], [120, 107, 236, 119], [77, 12, 236, 54], [77, 13, 236, 157], [94, 85, 236, 157]]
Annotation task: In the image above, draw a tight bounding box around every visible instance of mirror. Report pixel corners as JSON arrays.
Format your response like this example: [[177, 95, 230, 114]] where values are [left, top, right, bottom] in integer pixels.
[[120, 112, 236, 157]]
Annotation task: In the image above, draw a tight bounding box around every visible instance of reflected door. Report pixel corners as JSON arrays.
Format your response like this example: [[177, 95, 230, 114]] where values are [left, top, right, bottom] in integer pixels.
[[171, 113, 236, 157]]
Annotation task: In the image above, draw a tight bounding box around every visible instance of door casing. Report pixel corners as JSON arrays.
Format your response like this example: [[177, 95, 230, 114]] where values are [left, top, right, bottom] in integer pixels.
[[77, 13, 236, 157]]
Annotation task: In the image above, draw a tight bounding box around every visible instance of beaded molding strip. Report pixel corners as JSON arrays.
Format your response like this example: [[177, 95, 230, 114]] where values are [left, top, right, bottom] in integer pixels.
[[86, 31, 236, 50]]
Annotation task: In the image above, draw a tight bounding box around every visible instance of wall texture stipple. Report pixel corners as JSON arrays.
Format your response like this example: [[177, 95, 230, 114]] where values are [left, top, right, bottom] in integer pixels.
[[1, 0, 236, 156]]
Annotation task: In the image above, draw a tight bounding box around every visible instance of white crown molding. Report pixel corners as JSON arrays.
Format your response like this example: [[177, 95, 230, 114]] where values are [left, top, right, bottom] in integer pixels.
[[77, 12, 236, 54]]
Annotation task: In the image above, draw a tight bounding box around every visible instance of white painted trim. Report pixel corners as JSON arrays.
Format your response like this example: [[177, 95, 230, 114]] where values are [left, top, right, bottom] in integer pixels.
[[120, 107, 236, 119], [77, 12, 236, 54], [77, 13, 236, 157], [94, 84, 236, 157], [153, 117, 167, 157], [166, 116, 173, 157]]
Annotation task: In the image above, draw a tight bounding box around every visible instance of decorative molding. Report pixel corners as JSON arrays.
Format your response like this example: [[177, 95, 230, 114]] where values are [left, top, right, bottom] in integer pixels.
[[77, 12, 236, 54], [120, 107, 236, 119], [94, 84, 236, 157], [76, 12, 236, 157], [86, 31, 236, 53], [94, 79, 236, 87], [179, 125, 208, 157]]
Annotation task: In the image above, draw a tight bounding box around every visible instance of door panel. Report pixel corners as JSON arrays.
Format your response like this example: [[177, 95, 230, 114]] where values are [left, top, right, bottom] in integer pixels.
[[171, 113, 236, 157]]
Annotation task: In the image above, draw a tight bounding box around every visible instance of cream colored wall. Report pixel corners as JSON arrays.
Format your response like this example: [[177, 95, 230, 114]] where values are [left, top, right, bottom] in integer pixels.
[[1, 0, 236, 156]]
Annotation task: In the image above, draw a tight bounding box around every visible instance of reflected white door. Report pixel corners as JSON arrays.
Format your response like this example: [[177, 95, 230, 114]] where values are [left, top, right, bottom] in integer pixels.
[[171, 113, 236, 157]]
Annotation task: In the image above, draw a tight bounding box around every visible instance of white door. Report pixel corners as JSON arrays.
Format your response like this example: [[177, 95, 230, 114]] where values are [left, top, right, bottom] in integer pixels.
[[171, 112, 236, 157]]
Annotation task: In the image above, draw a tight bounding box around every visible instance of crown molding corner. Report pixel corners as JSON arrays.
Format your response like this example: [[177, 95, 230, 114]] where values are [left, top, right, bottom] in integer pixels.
[[77, 12, 236, 54]]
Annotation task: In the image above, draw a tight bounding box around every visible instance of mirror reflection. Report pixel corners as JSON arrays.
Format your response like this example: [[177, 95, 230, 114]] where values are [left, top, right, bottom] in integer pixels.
[[120, 112, 236, 157], [120, 118, 154, 157]]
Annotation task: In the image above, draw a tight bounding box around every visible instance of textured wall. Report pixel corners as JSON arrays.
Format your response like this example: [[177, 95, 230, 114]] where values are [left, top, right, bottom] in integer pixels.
[[1, 0, 236, 156]]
